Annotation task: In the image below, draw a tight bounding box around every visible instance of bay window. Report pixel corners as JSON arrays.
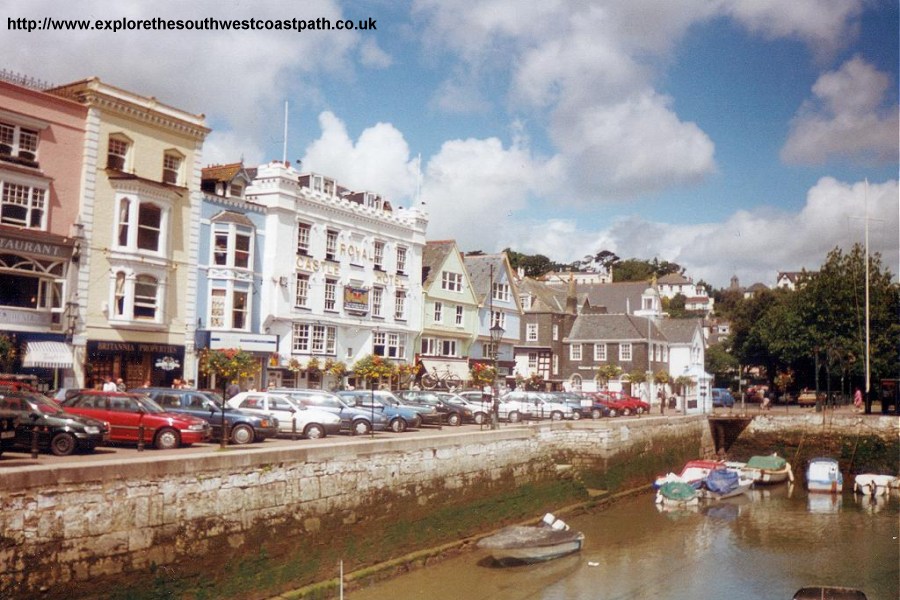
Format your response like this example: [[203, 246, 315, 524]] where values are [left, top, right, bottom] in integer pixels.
[[1, 180, 46, 229]]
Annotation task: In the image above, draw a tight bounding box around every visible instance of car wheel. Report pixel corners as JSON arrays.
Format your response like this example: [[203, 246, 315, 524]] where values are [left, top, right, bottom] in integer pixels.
[[154, 427, 180, 450], [447, 412, 461, 426], [571, 410, 581, 421], [50, 432, 76, 456], [609, 409, 618, 418], [508, 411, 521, 423], [550, 411, 563, 421], [622, 408, 632, 417], [473, 412, 486, 425], [304, 423, 326, 439], [591, 408, 602, 419], [230, 424, 254, 445], [352, 420, 371, 436], [636, 407, 645, 415], [390, 418, 407, 433]]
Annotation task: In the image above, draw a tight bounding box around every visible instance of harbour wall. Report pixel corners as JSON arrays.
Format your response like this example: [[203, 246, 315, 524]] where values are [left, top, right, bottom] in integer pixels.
[[0, 416, 712, 600], [3, 413, 896, 599]]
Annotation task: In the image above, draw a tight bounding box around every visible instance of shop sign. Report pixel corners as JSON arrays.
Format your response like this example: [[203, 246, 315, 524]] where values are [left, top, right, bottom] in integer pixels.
[[0, 308, 52, 327], [155, 356, 180, 371], [343, 286, 369, 314], [0, 233, 73, 260]]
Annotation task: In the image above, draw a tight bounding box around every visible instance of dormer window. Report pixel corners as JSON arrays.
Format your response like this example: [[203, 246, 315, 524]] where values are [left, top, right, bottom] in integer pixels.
[[162, 151, 183, 185], [229, 183, 243, 198], [107, 135, 131, 171]]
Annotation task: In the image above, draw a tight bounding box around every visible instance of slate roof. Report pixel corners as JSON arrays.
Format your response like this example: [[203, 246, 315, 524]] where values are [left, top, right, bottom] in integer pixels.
[[658, 273, 691, 285], [547, 280, 649, 314], [422, 240, 456, 287], [656, 319, 702, 345], [210, 210, 254, 227], [463, 253, 506, 305], [519, 278, 569, 312], [567, 314, 664, 342]]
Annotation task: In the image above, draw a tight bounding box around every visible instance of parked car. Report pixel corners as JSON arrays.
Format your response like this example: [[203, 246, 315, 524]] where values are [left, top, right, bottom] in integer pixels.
[[60, 390, 210, 449], [336, 390, 422, 431], [603, 391, 651, 415], [547, 391, 610, 419], [271, 388, 388, 435], [225, 391, 341, 439], [0, 390, 109, 455], [394, 390, 472, 426], [131, 387, 279, 445], [341, 389, 442, 427], [499, 391, 575, 422], [797, 390, 823, 407], [0, 408, 18, 455], [711, 388, 736, 408], [594, 391, 637, 417], [437, 391, 492, 425]]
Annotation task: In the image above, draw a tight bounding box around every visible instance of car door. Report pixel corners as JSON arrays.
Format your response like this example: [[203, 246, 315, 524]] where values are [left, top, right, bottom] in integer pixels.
[[108, 395, 149, 442], [261, 395, 299, 432]]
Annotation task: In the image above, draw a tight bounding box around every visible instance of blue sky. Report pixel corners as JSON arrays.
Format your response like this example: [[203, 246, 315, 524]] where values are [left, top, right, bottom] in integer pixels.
[[3, 0, 897, 288]]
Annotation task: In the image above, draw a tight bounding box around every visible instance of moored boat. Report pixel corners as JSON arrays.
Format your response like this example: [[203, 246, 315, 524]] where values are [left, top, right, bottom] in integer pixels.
[[792, 586, 867, 599], [806, 457, 843, 494], [700, 467, 753, 500], [853, 473, 897, 496], [742, 454, 794, 485], [655, 480, 699, 507], [653, 459, 724, 489], [477, 513, 584, 565]]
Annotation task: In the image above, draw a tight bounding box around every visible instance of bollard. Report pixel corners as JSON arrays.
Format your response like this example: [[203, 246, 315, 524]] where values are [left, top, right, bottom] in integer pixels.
[[137, 422, 145, 452], [221, 419, 230, 449], [30, 424, 39, 458], [292, 416, 297, 441]]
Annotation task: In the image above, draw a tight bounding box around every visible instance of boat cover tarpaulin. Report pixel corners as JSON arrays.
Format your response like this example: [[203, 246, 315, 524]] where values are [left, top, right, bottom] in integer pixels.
[[705, 468, 740, 494], [658, 480, 697, 501], [746, 455, 786, 470]]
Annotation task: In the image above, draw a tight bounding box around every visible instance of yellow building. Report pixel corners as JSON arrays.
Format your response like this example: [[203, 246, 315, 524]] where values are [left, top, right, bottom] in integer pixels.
[[48, 78, 209, 388]]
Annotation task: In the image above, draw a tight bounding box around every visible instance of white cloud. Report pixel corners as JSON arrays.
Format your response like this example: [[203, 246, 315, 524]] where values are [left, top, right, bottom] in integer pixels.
[[202, 130, 265, 168], [781, 57, 899, 165], [726, 0, 866, 58], [483, 177, 898, 289], [420, 136, 563, 250], [301, 112, 419, 202], [359, 38, 393, 69]]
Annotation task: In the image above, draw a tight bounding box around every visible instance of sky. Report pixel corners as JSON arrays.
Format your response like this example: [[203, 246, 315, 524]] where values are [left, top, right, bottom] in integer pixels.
[[2, 0, 897, 289]]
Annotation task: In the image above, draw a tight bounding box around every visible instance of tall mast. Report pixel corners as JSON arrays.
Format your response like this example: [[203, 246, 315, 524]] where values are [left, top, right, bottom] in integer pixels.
[[864, 179, 870, 396], [282, 100, 289, 165]]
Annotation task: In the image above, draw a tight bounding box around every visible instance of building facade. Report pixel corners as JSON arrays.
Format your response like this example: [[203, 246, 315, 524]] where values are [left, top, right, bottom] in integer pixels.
[[48, 77, 209, 388], [0, 74, 87, 390], [462, 252, 522, 383], [247, 162, 427, 389], [418, 241, 480, 382], [194, 163, 277, 390]]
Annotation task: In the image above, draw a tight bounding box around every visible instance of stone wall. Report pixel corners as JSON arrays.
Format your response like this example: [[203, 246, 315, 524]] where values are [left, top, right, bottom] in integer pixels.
[[0, 416, 712, 599]]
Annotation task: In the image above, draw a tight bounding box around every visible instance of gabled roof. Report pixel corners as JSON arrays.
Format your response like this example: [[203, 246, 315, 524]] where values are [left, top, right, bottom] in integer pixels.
[[518, 278, 569, 312], [656, 319, 703, 345], [548, 280, 649, 315], [567, 314, 664, 342], [462, 253, 517, 306], [210, 210, 254, 227], [422, 240, 457, 287]]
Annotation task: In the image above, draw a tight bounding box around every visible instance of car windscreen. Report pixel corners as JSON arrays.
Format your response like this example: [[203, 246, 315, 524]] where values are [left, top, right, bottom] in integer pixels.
[[133, 394, 167, 413]]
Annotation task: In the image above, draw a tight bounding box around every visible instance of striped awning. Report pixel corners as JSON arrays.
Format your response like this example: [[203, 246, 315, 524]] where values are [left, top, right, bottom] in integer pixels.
[[22, 341, 74, 368]]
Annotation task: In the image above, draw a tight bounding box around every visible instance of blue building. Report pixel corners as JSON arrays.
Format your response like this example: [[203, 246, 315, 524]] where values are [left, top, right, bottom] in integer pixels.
[[193, 163, 277, 390]]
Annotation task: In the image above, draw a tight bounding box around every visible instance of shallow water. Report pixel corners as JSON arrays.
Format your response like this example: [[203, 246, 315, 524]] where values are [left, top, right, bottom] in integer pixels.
[[348, 485, 899, 600]]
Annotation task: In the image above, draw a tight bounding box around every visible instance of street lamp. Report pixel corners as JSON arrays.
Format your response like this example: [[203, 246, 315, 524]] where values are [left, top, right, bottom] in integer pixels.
[[489, 323, 504, 430]]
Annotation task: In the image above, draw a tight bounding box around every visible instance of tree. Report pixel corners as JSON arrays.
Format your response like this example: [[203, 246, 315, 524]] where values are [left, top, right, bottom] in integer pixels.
[[503, 248, 558, 277], [198, 348, 259, 448], [613, 259, 655, 282], [596, 364, 623, 388], [353, 354, 396, 388], [705, 343, 739, 386]]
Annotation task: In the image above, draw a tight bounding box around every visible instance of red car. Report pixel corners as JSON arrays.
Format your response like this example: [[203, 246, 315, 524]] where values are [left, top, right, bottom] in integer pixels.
[[605, 391, 651, 415], [591, 392, 641, 417], [60, 391, 210, 449]]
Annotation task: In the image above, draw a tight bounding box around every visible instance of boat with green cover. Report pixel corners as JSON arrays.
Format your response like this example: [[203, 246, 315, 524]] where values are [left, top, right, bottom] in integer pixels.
[[742, 454, 794, 484]]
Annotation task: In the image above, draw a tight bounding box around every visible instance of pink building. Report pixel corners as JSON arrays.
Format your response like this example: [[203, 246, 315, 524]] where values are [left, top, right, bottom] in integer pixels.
[[0, 72, 87, 388]]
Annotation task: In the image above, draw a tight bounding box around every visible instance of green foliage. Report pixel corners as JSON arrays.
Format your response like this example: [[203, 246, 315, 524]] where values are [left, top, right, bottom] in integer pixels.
[[0, 333, 16, 372], [705, 343, 739, 385], [724, 244, 899, 391], [352, 354, 396, 384], [470, 363, 497, 387], [503, 248, 560, 277], [199, 348, 258, 383], [596, 364, 623, 385], [625, 369, 646, 384]]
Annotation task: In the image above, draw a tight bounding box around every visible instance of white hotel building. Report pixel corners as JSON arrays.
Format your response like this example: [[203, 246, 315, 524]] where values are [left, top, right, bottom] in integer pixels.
[[246, 161, 427, 389]]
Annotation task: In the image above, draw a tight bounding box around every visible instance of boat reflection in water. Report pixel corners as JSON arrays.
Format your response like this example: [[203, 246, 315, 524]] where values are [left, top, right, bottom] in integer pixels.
[[807, 492, 843, 514]]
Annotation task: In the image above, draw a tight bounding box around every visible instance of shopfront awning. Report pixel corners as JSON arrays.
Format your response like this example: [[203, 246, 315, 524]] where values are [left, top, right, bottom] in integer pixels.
[[22, 341, 73, 368]]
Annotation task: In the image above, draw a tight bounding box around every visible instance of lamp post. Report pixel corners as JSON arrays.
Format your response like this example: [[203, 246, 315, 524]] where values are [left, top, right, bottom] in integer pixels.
[[489, 323, 504, 430]]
